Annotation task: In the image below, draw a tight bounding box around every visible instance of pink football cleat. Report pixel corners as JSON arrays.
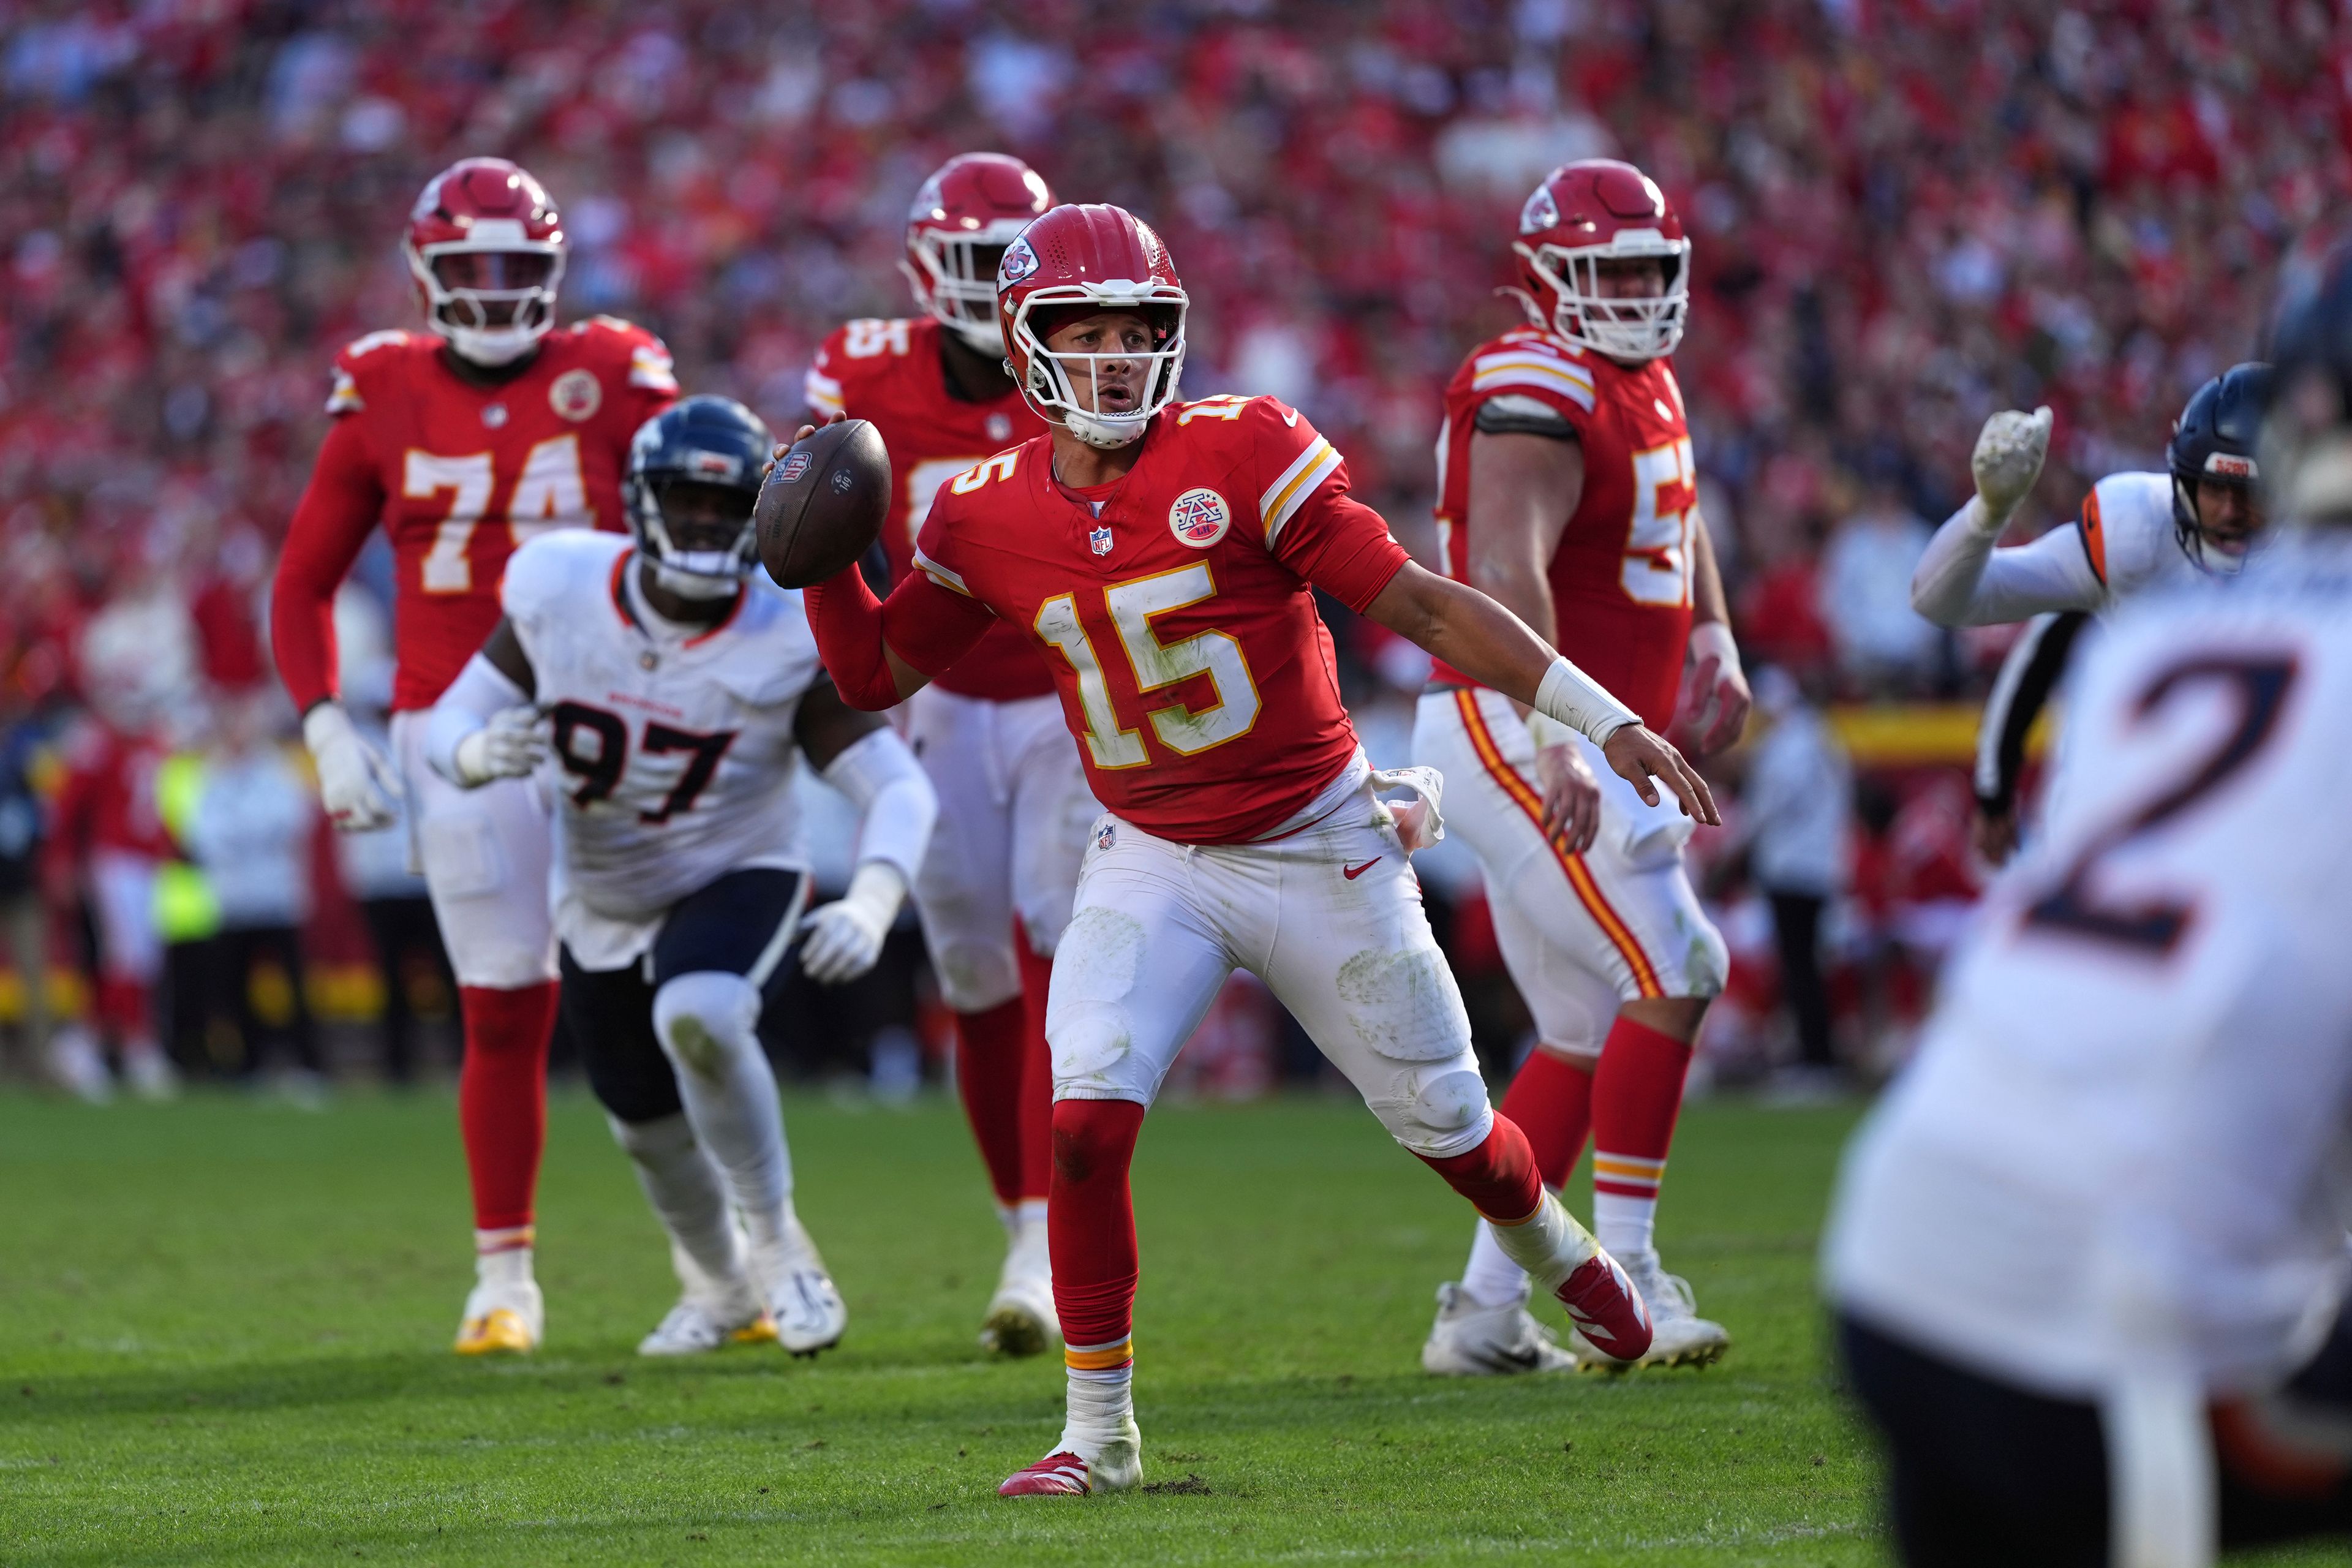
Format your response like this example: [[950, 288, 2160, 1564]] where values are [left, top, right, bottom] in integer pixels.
[[998, 1451, 1096, 1496], [1556, 1249, 1654, 1362]]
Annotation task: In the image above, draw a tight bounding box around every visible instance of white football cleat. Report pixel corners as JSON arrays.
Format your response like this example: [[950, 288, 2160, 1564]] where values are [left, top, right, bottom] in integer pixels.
[[454, 1276, 544, 1355], [120, 1044, 179, 1101], [638, 1270, 775, 1356], [1420, 1281, 1577, 1376], [980, 1218, 1058, 1357], [1570, 1254, 1728, 1371], [47, 1027, 112, 1104], [754, 1224, 846, 1357], [998, 1419, 1144, 1497]]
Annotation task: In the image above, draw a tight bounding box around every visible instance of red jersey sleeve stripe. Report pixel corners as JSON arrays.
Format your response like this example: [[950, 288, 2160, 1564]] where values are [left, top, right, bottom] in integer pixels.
[[1259, 437, 1343, 547], [804, 368, 845, 415], [1471, 357, 1597, 412], [911, 546, 973, 595]]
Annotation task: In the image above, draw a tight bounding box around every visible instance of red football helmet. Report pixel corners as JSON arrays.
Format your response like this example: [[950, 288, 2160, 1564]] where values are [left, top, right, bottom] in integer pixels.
[[403, 157, 568, 366], [1512, 159, 1690, 362], [900, 153, 1055, 357], [997, 203, 1186, 450]]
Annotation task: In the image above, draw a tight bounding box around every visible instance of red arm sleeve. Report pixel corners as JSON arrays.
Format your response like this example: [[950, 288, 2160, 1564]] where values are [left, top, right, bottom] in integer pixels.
[[270, 416, 383, 712], [804, 567, 996, 711]]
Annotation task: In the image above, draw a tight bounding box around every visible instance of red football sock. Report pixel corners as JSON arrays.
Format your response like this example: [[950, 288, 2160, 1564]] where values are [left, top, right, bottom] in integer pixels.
[[1498, 1049, 1594, 1191], [1012, 931, 1057, 1205], [1049, 1098, 1146, 1362], [457, 982, 557, 1234], [1589, 1014, 1695, 1258], [1415, 1113, 1544, 1225], [953, 997, 1031, 1210], [97, 975, 152, 1042]]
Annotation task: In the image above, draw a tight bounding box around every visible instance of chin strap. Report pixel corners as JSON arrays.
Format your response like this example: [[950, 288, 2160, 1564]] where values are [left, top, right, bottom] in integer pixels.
[[649, 562, 744, 600]]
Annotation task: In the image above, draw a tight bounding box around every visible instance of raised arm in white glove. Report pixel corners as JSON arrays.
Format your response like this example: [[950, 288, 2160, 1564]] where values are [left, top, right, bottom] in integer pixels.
[[799, 862, 907, 984], [451, 706, 549, 785], [302, 701, 403, 832], [1912, 406, 2099, 625]]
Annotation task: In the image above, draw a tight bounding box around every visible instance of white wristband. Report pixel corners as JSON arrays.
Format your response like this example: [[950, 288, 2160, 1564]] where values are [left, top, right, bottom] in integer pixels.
[[1687, 619, 1742, 681], [1533, 655, 1640, 746]]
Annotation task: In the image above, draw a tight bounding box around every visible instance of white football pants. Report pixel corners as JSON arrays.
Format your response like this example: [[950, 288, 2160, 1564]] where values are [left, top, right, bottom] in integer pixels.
[[1047, 755, 1493, 1159], [1412, 688, 1725, 1059], [903, 686, 1096, 1012]]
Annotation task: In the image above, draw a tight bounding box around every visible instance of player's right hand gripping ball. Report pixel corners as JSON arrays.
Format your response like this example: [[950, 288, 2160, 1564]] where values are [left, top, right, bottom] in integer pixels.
[[755, 418, 892, 588]]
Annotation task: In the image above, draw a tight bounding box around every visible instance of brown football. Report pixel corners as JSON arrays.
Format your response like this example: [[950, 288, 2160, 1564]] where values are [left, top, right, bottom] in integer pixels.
[[754, 418, 892, 589]]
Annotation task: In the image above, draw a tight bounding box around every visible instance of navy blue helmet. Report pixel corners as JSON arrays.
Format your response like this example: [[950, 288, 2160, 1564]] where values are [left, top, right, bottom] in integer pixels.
[[2264, 231, 2352, 524], [624, 395, 774, 582], [2166, 363, 2271, 570]]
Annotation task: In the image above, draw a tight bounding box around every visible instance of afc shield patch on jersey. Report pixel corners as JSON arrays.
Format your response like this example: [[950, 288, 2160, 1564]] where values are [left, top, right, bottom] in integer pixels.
[[1089, 524, 1115, 556], [1167, 487, 1231, 548], [549, 368, 603, 423]]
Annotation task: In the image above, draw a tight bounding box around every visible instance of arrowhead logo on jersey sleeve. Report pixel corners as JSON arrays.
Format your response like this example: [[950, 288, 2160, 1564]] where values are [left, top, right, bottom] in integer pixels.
[[550, 368, 603, 422], [1168, 488, 1231, 549]]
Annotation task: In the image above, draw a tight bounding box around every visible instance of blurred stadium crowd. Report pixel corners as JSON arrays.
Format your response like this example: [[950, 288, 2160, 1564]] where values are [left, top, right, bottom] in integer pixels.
[[0, 0, 2334, 1097]]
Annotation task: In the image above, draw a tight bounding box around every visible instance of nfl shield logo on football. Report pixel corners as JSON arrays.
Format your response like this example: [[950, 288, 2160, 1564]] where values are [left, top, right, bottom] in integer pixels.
[[549, 368, 603, 422], [778, 448, 814, 484], [1089, 524, 1114, 556], [1167, 487, 1230, 548]]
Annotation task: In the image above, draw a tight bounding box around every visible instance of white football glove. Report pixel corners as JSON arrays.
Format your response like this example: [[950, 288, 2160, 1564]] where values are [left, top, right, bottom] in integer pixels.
[[301, 701, 403, 832], [1370, 765, 1446, 854], [799, 862, 907, 985], [1970, 405, 2054, 526], [452, 705, 549, 785]]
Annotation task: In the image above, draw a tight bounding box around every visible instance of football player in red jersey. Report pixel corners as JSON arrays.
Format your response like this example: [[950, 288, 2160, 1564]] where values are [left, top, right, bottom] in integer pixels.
[[797, 203, 1718, 1496], [1412, 160, 1750, 1378], [802, 154, 1076, 1357], [270, 157, 678, 1354]]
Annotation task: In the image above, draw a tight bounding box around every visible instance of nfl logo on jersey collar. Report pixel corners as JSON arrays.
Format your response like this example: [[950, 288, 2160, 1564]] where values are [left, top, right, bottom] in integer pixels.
[[1090, 524, 1114, 556]]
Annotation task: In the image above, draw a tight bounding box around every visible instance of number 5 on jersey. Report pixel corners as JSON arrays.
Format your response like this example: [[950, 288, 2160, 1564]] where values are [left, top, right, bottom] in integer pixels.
[[1035, 562, 1262, 769]]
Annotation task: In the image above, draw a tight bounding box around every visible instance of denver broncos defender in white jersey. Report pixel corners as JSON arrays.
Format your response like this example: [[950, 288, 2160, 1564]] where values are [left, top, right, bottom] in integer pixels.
[[1912, 369, 2272, 862], [1828, 263, 2352, 1564], [429, 398, 937, 1359]]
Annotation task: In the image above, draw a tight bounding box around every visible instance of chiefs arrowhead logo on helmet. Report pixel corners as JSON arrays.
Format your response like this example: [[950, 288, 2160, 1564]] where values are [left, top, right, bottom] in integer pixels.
[[1000, 236, 1039, 285], [1519, 183, 1562, 236]]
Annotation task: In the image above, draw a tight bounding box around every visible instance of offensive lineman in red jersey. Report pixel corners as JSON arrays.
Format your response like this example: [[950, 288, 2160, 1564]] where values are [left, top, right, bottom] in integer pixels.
[[802, 154, 1076, 1356], [270, 158, 677, 1354], [1414, 160, 1749, 1376], [798, 203, 1719, 1496]]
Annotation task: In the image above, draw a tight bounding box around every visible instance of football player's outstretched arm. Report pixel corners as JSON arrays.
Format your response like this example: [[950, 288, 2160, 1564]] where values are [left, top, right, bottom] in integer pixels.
[[1463, 428, 1604, 851], [803, 563, 997, 709], [793, 679, 940, 985], [274, 417, 405, 831], [1911, 406, 2106, 625], [424, 622, 549, 789], [1365, 561, 1718, 824]]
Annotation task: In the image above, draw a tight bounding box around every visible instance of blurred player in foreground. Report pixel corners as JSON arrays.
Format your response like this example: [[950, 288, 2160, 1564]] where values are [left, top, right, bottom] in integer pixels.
[[1412, 159, 1746, 1378], [428, 397, 936, 1358], [271, 157, 678, 1352], [1912, 365, 2272, 864], [804, 154, 1074, 1355], [1826, 258, 2352, 1568], [799, 202, 1718, 1496]]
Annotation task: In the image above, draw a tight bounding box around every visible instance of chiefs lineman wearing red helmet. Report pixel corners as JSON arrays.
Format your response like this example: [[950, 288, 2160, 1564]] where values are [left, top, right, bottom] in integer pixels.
[[802, 154, 1077, 1358], [271, 157, 678, 1355], [1411, 159, 1749, 1378], [799, 202, 1718, 1496]]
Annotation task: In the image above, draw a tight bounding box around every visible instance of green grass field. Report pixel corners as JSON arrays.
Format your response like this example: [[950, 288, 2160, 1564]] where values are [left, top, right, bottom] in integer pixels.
[[1, 1087, 2337, 1567]]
